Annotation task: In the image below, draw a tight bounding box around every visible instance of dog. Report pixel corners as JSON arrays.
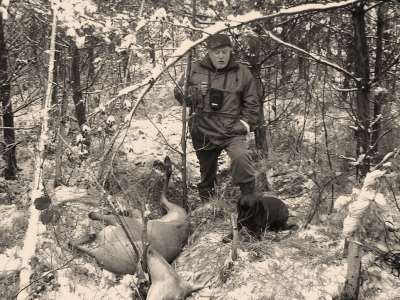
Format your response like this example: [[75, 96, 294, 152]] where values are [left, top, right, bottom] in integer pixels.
[[237, 193, 291, 237]]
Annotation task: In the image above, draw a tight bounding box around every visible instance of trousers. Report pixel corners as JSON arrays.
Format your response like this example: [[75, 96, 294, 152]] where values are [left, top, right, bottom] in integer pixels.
[[192, 135, 255, 198]]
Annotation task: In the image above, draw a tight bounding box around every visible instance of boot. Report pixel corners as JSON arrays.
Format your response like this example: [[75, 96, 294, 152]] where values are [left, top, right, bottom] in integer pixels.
[[237, 180, 256, 236]]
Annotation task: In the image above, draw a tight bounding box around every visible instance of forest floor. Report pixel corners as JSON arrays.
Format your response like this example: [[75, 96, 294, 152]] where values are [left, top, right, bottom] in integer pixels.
[[1, 99, 400, 300]]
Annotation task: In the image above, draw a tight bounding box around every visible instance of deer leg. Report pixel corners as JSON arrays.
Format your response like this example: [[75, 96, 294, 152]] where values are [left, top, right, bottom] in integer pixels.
[[88, 211, 119, 226], [71, 243, 95, 255], [68, 232, 97, 251]]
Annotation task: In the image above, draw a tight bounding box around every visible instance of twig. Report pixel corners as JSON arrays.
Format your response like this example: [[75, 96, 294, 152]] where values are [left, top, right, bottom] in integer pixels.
[[263, 29, 359, 82], [14, 255, 80, 299], [144, 113, 183, 155], [230, 213, 239, 261]]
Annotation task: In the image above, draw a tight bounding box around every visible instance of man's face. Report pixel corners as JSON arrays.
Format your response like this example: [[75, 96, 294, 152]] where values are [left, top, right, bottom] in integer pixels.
[[208, 46, 232, 70]]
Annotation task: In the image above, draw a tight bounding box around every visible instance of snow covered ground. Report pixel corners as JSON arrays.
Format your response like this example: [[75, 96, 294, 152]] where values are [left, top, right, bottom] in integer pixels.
[[1, 104, 400, 300]]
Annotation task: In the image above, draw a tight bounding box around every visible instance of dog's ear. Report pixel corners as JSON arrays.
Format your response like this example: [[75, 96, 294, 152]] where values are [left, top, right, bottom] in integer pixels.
[[240, 194, 257, 207]]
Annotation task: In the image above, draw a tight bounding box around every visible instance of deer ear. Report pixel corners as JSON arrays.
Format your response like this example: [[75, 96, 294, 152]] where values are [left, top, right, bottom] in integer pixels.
[[164, 155, 171, 166], [164, 156, 172, 176], [34, 195, 51, 210]]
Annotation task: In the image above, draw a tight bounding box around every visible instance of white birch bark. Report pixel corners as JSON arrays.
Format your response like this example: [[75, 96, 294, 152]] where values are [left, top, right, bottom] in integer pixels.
[[17, 6, 58, 300]]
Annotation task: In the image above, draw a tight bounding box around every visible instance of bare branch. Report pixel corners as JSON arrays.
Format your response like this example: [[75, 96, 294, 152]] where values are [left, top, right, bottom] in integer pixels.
[[263, 29, 359, 81], [89, 0, 361, 117]]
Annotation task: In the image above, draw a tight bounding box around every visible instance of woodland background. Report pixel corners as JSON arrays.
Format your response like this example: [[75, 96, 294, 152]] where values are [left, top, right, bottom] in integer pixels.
[[0, 0, 400, 299]]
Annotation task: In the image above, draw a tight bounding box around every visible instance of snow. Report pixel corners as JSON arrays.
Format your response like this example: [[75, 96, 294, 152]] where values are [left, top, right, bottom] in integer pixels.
[[119, 33, 136, 50], [151, 7, 167, 20], [340, 169, 389, 237], [52, 185, 92, 203], [297, 224, 329, 241], [114, 0, 360, 103], [1, 0, 9, 8], [0, 0, 9, 20], [173, 206, 354, 300], [0, 246, 22, 272], [123, 106, 229, 183], [2, 98, 400, 299], [55, 269, 134, 300], [374, 193, 387, 207], [0, 7, 8, 20], [364, 170, 386, 186], [373, 86, 389, 95], [0, 205, 24, 230], [334, 195, 352, 210]]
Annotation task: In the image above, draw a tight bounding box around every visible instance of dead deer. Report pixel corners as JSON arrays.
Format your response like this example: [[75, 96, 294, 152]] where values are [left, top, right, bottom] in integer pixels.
[[146, 245, 208, 300], [69, 156, 189, 275]]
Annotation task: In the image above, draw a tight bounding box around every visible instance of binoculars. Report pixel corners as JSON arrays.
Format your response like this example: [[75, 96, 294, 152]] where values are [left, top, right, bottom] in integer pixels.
[[209, 87, 224, 111]]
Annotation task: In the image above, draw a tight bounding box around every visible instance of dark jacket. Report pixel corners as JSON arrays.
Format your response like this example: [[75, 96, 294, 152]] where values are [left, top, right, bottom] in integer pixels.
[[174, 55, 260, 146]]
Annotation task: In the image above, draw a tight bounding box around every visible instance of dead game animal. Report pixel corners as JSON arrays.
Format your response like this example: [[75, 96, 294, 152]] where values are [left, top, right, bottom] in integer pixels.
[[146, 246, 207, 300], [69, 157, 189, 275]]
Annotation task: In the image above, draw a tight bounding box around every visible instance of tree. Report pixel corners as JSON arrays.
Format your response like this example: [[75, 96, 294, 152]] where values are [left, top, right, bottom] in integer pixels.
[[352, 0, 371, 178], [17, 3, 58, 298], [0, 6, 17, 179]]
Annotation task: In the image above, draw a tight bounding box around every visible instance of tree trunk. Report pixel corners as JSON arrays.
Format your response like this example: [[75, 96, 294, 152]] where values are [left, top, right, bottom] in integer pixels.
[[54, 59, 67, 188], [121, 50, 130, 82], [70, 40, 86, 128], [0, 14, 17, 180], [70, 40, 90, 149], [342, 37, 353, 103], [51, 35, 60, 105], [244, 35, 268, 155], [254, 76, 268, 156], [179, 0, 197, 211], [150, 43, 156, 67], [371, 4, 386, 162], [29, 16, 41, 75], [17, 7, 58, 299], [352, 2, 370, 178], [341, 236, 362, 300], [87, 37, 95, 82]]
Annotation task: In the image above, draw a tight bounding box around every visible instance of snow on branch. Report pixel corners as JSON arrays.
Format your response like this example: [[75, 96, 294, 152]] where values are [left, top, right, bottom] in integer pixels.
[[264, 30, 359, 82], [87, 0, 362, 162], [342, 169, 387, 237], [126, 0, 360, 98], [0, 0, 9, 19], [17, 6, 58, 300], [336, 149, 398, 238], [371, 147, 399, 171], [90, 0, 361, 116]]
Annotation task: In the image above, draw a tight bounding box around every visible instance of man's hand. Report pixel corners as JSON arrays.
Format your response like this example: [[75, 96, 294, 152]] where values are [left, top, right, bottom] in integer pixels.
[[231, 120, 250, 135]]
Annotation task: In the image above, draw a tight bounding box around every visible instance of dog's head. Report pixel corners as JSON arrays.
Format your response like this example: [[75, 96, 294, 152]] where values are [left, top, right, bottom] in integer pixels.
[[239, 194, 257, 208]]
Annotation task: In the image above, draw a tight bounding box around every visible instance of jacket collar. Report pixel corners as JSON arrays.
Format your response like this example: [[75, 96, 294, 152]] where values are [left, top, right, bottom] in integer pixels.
[[199, 54, 239, 72]]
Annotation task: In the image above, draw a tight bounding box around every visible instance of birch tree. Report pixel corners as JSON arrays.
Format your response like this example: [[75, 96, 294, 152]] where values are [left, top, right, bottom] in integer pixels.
[[16, 3, 57, 299]]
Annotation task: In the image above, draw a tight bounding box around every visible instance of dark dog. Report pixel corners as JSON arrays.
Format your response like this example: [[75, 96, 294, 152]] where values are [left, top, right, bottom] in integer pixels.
[[237, 193, 290, 237]]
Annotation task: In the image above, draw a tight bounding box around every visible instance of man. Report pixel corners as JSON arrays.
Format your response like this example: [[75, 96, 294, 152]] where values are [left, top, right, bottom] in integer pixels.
[[174, 33, 260, 205]]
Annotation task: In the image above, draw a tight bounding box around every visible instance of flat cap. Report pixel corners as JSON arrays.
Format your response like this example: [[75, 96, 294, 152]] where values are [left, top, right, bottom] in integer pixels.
[[206, 34, 232, 49]]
